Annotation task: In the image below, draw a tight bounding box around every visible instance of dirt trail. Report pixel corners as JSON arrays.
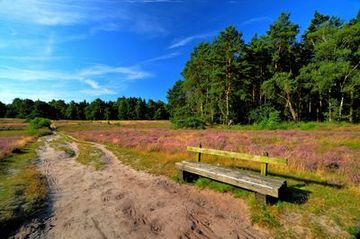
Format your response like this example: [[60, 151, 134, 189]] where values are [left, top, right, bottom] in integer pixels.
[[12, 134, 268, 239]]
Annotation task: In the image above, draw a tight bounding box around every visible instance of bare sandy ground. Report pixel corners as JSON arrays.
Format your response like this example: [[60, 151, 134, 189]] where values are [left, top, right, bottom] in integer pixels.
[[12, 134, 268, 239]]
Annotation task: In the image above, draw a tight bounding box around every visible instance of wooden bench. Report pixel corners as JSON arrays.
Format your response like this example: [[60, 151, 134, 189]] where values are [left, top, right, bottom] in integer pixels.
[[175, 145, 288, 203]]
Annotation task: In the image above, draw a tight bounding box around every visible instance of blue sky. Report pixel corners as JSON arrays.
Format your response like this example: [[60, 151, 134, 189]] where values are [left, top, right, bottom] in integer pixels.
[[0, 0, 359, 103]]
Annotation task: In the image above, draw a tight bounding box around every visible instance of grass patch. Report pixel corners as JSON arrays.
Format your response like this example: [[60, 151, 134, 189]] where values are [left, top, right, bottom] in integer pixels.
[[76, 142, 106, 170], [249, 198, 281, 229], [0, 130, 28, 137], [106, 144, 184, 176], [0, 141, 48, 235], [49, 136, 76, 157], [57, 133, 106, 170]]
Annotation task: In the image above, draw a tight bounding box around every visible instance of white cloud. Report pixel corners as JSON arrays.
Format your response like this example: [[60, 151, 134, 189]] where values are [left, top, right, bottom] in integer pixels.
[[84, 79, 101, 89], [0, 64, 151, 82], [0, 0, 90, 26], [0, 64, 152, 98], [79, 65, 153, 80], [90, 15, 167, 36], [0, 0, 169, 36], [80, 88, 116, 96], [142, 52, 180, 63], [241, 17, 272, 25], [0, 66, 74, 82], [169, 33, 213, 49]]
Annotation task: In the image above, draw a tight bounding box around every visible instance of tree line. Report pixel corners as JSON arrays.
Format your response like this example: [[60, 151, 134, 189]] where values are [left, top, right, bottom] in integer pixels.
[[167, 11, 360, 125], [0, 97, 169, 120]]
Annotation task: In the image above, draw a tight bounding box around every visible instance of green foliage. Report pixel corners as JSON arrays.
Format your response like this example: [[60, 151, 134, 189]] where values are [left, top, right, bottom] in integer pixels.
[[249, 105, 276, 124], [0, 97, 169, 121], [172, 117, 205, 129], [29, 118, 51, 129], [347, 223, 360, 238], [168, 11, 360, 124], [258, 111, 282, 129], [26, 118, 52, 136], [0, 101, 7, 118]]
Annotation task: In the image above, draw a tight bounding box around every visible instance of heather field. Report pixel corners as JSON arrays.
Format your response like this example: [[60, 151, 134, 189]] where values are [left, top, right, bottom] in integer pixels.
[[59, 121, 360, 185], [56, 120, 360, 238], [0, 119, 34, 159]]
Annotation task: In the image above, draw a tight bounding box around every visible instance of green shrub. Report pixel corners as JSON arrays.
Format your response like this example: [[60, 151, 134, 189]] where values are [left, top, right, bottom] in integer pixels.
[[258, 111, 281, 129], [172, 117, 205, 129], [27, 118, 52, 136], [249, 105, 276, 124], [29, 118, 51, 129]]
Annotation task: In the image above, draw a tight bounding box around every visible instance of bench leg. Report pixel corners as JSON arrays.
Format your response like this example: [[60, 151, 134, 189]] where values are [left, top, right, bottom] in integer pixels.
[[178, 170, 199, 182], [255, 193, 268, 204], [178, 170, 184, 181]]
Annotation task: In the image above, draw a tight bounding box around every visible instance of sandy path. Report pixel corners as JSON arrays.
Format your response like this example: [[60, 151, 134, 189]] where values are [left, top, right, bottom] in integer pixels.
[[13, 134, 268, 239]]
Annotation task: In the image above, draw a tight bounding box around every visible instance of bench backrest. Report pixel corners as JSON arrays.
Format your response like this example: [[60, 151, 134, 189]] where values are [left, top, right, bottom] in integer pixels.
[[187, 145, 287, 176]]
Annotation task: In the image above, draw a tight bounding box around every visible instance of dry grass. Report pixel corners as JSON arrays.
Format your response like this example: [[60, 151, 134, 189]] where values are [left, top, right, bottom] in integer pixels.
[[0, 135, 34, 160], [0, 118, 28, 131]]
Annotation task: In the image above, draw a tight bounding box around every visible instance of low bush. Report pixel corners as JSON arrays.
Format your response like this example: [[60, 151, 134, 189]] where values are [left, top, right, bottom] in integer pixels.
[[172, 117, 205, 129], [29, 118, 51, 129], [258, 111, 282, 130], [249, 105, 277, 124], [27, 118, 52, 136]]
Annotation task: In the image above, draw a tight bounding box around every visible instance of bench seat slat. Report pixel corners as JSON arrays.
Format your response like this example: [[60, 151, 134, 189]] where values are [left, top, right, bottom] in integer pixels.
[[176, 161, 286, 198], [193, 163, 284, 185]]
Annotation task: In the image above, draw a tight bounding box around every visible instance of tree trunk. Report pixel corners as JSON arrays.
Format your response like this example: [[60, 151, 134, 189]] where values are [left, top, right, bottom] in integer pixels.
[[319, 94, 323, 122], [286, 93, 297, 121], [225, 89, 229, 124], [288, 99, 297, 121], [339, 94, 344, 120]]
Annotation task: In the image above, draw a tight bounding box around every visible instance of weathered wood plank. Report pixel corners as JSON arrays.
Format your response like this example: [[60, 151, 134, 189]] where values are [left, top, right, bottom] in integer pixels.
[[187, 146, 287, 165], [175, 161, 286, 198]]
